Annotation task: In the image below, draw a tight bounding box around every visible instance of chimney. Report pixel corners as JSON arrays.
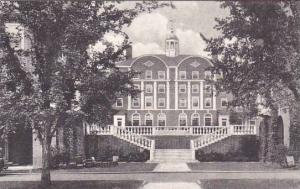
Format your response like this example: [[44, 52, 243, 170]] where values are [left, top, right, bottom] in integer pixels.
[[125, 45, 132, 60]]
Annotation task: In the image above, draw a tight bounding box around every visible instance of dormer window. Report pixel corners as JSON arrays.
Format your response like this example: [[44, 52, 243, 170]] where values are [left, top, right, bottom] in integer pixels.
[[205, 70, 212, 80], [158, 71, 165, 79], [179, 71, 186, 80], [145, 70, 152, 79], [192, 71, 199, 79]]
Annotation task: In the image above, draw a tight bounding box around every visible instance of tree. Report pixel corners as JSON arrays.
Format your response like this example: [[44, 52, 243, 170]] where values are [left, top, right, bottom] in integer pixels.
[[0, 1, 167, 187], [202, 1, 300, 160]]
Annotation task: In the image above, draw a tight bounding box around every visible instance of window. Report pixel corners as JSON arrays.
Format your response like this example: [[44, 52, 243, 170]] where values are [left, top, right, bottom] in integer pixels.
[[116, 98, 123, 107], [158, 71, 165, 79], [145, 113, 153, 126], [192, 97, 199, 109], [191, 113, 200, 126], [205, 98, 212, 108], [158, 84, 165, 93], [133, 73, 140, 79], [145, 96, 153, 109], [179, 71, 186, 80], [132, 113, 140, 126], [250, 119, 256, 126], [158, 98, 165, 108], [204, 114, 212, 126], [205, 85, 212, 93], [221, 118, 228, 126], [204, 70, 212, 80], [145, 84, 153, 93], [179, 98, 187, 108], [179, 84, 186, 93], [145, 70, 152, 79], [192, 84, 199, 93], [179, 113, 187, 126], [134, 84, 140, 90], [192, 71, 199, 79], [132, 98, 140, 107], [221, 98, 228, 108], [158, 113, 166, 126]]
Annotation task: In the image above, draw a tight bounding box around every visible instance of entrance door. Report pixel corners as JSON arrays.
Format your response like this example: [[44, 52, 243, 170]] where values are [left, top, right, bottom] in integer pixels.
[[113, 115, 125, 127]]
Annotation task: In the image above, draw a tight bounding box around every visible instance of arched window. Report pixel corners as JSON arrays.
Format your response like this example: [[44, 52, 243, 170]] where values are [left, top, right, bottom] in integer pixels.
[[204, 114, 212, 126], [132, 113, 140, 126], [157, 113, 166, 126], [191, 113, 200, 126], [179, 113, 187, 126], [145, 113, 153, 126]]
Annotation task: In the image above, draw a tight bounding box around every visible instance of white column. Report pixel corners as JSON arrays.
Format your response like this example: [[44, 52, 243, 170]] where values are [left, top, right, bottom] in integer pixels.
[[166, 81, 170, 109], [175, 67, 178, 110], [141, 81, 144, 109], [32, 132, 42, 169], [213, 86, 217, 110], [153, 81, 157, 109], [200, 81, 204, 110], [187, 81, 191, 109], [175, 81, 178, 110], [128, 95, 131, 110]]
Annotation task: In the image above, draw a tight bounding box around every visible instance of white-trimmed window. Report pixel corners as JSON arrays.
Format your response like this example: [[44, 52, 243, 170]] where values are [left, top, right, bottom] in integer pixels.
[[191, 113, 200, 126], [205, 85, 212, 93], [145, 96, 153, 109], [158, 98, 165, 108], [192, 84, 199, 93], [221, 98, 228, 108], [179, 84, 186, 93], [132, 113, 140, 126], [204, 70, 212, 80], [192, 71, 199, 79], [145, 70, 152, 79], [132, 98, 140, 107], [205, 98, 212, 108], [204, 114, 212, 126], [145, 84, 153, 93], [179, 113, 187, 126], [116, 98, 123, 107], [158, 113, 166, 126], [158, 71, 165, 79], [179, 98, 187, 108], [221, 117, 228, 126], [158, 84, 165, 93], [134, 84, 140, 90], [192, 96, 199, 109], [179, 71, 186, 80], [145, 113, 153, 126]]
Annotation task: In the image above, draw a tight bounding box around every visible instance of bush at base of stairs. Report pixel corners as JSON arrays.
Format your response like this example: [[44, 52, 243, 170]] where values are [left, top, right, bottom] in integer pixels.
[[196, 137, 259, 162]]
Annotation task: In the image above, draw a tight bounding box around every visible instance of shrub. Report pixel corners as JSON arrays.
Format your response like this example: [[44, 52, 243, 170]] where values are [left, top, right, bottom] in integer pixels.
[[271, 144, 288, 167], [240, 136, 260, 161]]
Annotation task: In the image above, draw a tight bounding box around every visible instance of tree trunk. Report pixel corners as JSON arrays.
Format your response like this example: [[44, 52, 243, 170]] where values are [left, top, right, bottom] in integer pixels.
[[41, 136, 52, 187]]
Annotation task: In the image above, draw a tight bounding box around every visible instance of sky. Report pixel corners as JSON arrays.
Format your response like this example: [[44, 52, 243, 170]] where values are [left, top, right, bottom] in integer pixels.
[[121, 1, 229, 58]]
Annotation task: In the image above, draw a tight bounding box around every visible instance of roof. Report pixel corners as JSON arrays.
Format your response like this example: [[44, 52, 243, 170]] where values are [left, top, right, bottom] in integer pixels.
[[116, 54, 213, 67]]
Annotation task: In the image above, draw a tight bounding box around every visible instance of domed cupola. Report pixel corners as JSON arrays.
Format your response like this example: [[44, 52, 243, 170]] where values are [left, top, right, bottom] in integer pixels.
[[165, 19, 179, 57]]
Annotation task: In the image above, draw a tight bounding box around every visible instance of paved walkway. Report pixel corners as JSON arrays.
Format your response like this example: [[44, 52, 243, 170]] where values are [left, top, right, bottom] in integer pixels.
[[143, 182, 201, 189], [154, 163, 191, 172]]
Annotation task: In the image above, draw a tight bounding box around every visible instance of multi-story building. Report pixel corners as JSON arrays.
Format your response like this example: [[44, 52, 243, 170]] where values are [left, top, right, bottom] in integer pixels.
[[113, 21, 232, 129]]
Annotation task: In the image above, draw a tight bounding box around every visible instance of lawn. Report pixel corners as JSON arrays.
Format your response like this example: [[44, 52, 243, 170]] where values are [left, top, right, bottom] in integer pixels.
[[187, 162, 290, 171], [57, 162, 158, 173], [0, 180, 143, 189], [199, 179, 300, 189]]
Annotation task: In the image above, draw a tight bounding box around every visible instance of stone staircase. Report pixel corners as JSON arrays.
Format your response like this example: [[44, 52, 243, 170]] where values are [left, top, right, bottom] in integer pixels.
[[152, 149, 195, 162]]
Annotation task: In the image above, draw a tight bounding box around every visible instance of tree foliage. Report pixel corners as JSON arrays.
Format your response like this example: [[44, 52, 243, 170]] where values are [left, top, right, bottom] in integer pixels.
[[203, 1, 300, 112], [0, 1, 167, 186]]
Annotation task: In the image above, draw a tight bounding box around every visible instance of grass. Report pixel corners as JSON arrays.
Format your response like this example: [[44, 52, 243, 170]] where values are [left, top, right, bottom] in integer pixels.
[[199, 179, 300, 189], [0, 180, 143, 189], [187, 162, 284, 171], [57, 162, 158, 173]]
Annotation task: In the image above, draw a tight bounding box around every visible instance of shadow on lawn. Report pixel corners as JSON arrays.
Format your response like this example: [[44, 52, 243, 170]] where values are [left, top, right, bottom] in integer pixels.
[[0, 180, 143, 189]]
